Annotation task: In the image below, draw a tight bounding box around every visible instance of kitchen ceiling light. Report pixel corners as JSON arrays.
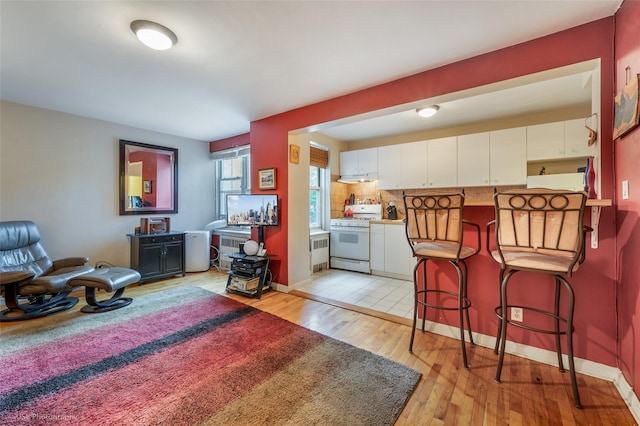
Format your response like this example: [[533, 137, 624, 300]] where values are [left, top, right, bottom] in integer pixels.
[[416, 105, 440, 118], [130, 20, 178, 50]]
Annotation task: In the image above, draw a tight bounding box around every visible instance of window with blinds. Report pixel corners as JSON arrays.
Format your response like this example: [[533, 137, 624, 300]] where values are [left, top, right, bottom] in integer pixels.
[[310, 144, 329, 230], [212, 146, 250, 220], [310, 146, 328, 168]]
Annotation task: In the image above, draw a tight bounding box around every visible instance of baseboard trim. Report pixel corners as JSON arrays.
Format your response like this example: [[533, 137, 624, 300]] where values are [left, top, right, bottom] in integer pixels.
[[614, 369, 640, 425]]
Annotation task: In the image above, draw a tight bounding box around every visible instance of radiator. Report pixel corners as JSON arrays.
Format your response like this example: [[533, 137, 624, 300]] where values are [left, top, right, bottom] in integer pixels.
[[310, 234, 330, 273], [219, 235, 246, 269]]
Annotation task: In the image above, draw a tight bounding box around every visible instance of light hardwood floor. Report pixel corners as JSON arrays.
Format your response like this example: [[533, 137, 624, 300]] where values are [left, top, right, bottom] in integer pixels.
[[2, 270, 637, 425]]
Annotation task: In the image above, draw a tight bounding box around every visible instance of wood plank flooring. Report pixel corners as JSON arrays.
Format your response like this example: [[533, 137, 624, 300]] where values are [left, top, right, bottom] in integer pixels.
[[1, 270, 637, 425]]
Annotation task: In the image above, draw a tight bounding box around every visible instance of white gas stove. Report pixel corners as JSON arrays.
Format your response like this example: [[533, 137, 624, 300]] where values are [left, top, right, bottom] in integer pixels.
[[330, 204, 382, 227], [330, 204, 382, 273]]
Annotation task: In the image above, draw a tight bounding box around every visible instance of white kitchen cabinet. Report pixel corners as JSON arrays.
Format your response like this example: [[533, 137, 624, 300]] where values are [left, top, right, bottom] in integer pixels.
[[370, 223, 414, 281], [527, 119, 595, 161], [427, 136, 457, 188], [401, 141, 428, 189], [457, 132, 490, 187], [490, 127, 527, 185], [564, 118, 596, 158], [370, 224, 385, 272], [377, 145, 402, 190], [339, 148, 378, 178], [340, 150, 359, 176], [384, 224, 414, 278], [527, 121, 565, 161]]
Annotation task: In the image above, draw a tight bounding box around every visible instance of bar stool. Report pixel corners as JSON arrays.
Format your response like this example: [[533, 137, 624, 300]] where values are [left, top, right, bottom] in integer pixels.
[[487, 188, 590, 408], [403, 191, 480, 369]]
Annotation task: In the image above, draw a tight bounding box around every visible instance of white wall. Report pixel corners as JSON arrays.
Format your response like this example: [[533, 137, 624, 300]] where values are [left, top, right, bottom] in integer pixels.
[[0, 101, 216, 267]]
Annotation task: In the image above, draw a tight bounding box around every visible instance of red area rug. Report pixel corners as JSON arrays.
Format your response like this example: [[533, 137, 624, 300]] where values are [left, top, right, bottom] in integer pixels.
[[0, 287, 420, 425]]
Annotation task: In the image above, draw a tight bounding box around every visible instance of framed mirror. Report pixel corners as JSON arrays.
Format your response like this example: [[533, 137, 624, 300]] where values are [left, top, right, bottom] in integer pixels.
[[119, 139, 178, 215]]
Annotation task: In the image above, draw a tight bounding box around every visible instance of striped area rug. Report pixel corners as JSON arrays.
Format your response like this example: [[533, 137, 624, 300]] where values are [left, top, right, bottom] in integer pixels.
[[1, 287, 420, 425]]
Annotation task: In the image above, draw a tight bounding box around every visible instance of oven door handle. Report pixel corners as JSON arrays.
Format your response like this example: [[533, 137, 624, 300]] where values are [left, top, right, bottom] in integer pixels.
[[330, 227, 369, 233]]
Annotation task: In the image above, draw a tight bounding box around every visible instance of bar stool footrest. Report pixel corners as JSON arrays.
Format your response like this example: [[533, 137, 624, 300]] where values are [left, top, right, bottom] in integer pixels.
[[494, 305, 574, 335], [418, 289, 472, 311]]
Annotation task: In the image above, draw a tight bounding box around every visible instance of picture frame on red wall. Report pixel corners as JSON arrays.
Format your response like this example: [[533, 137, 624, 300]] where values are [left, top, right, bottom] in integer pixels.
[[613, 73, 640, 139], [258, 168, 276, 190]]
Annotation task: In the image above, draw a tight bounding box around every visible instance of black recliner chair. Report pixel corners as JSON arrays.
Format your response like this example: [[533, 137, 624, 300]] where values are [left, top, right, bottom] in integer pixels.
[[0, 220, 94, 321]]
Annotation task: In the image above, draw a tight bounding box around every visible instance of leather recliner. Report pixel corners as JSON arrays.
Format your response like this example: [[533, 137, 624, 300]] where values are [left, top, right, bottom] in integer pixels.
[[0, 220, 94, 321]]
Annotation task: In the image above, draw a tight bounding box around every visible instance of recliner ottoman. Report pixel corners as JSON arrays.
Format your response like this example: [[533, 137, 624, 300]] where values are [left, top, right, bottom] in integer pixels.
[[69, 267, 141, 313]]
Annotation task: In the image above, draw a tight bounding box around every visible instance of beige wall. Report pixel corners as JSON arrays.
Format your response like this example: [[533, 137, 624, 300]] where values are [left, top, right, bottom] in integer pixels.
[[286, 131, 344, 287], [0, 101, 215, 267]]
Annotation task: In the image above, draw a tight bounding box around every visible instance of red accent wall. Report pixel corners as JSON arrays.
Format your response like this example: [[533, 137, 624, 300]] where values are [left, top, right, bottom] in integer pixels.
[[614, 0, 640, 403], [216, 18, 624, 368]]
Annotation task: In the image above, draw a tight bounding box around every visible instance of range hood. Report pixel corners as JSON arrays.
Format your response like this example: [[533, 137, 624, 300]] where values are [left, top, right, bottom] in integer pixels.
[[337, 174, 378, 184]]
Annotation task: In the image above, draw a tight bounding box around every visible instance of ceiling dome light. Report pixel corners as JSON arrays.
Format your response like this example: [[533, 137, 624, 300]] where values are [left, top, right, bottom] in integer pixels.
[[130, 20, 178, 50], [416, 105, 440, 118]]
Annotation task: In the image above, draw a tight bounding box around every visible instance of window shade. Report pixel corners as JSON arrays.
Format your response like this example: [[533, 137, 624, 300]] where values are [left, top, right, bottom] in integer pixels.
[[209, 146, 250, 160], [310, 146, 329, 168]]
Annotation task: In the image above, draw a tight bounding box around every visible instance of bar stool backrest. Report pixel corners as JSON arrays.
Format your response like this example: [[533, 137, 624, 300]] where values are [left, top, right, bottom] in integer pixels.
[[403, 192, 465, 259], [493, 188, 588, 273]]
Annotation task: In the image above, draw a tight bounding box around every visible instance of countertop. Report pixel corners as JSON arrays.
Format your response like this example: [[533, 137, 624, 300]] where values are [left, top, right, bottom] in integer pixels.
[[371, 219, 405, 225], [463, 199, 611, 207], [370, 198, 611, 225]]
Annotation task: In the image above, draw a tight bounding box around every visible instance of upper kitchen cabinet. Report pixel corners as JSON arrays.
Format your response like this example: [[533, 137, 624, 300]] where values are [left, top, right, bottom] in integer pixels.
[[527, 118, 595, 161], [458, 129, 526, 186], [401, 140, 429, 189], [379, 138, 457, 190], [458, 132, 491, 187], [427, 136, 457, 188], [564, 118, 597, 158], [526, 121, 564, 160], [377, 145, 402, 190], [339, 147, 378, 179], [490, 127, 527, 185]]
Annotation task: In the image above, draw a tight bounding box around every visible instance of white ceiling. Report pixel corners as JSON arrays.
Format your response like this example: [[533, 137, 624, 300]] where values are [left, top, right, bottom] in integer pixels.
[[317, 65, 596, 141], [0, 1, 622, 142]]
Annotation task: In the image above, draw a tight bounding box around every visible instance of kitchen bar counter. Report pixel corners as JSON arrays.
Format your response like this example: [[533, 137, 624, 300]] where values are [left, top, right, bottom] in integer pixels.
[[463, 198, 611, 207], [371, 198, 610, 221], [371, 198, 611, 249]]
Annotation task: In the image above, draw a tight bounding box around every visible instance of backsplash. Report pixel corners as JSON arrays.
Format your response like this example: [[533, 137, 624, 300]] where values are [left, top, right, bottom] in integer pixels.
[[331, 179, 524, 220]]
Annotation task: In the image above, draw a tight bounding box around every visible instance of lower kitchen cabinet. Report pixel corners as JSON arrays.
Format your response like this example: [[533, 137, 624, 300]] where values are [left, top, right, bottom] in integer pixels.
[[370, 223, 415, 281], [129, 232, 186, 283]]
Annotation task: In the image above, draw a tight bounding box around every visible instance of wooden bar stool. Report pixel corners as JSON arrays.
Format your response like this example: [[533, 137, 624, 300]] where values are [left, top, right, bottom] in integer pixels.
[[487, 188, 590, 408], [403, 191, 480, 369]]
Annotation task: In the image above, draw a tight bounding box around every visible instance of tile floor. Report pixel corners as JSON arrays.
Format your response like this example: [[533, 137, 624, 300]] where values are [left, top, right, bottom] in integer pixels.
[[294, 268, 415, 319]]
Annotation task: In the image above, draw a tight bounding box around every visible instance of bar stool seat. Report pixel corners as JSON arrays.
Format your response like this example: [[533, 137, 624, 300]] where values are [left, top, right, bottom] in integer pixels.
[[487, 188, 590, 408], [403, 191, 480, 369]]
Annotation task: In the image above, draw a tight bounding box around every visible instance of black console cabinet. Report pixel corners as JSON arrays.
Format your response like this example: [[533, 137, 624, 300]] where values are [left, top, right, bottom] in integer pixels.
[[129, 232, 185, 284], [226, 253, 270, 299]]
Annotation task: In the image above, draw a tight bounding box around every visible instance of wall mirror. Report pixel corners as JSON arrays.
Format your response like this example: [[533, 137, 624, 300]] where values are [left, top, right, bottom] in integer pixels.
[[119, 139, 178, 215]]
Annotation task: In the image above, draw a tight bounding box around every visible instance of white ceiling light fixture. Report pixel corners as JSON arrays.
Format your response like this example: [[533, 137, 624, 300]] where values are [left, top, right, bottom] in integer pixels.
[[416, 105, 440, 118], [130, 20, 178, 51]]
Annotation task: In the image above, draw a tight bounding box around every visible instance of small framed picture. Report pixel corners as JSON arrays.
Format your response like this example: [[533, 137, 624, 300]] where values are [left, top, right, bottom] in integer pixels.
[[289, 144, 300, 164], [258, 168, 276, 190], [143, 180, 152, 193]]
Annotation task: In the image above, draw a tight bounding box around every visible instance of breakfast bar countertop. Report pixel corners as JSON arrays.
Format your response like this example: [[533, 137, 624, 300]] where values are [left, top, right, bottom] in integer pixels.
[[463, 198, 612, 207]]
